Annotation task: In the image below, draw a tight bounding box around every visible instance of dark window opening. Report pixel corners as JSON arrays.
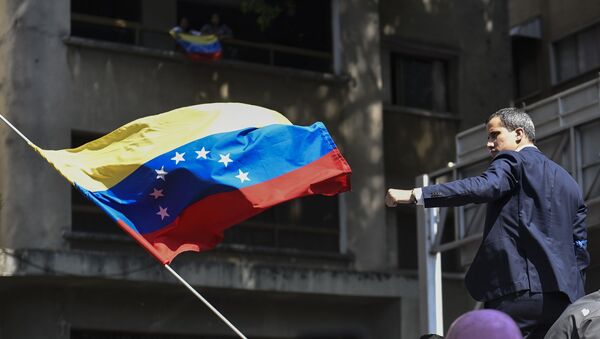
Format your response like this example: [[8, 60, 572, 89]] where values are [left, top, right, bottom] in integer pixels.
[[71, 0, 141, 21], [70, 0, 333, 72], [176, 0, 332, 72], [554, 23, 600, 83], [70, 131, 123, 236], [71, 0, 142, 45], [391, 53, 449, 112], [224, 195, 340, 253], [512, 37, 541, 99]]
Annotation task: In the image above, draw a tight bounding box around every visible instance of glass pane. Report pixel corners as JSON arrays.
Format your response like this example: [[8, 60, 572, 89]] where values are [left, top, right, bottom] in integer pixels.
[[578, 25, 600, 73], [555, 36, 578, 82], [224, 195, 340, 253], [536, 132, 571, 174], [392, 54, 448, 112], [578, 119, 600, 200], [400, 57, 434, 110]]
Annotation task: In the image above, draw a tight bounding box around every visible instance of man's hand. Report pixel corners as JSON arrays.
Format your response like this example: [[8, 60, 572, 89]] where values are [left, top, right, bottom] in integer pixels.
[[385, 189, 414, 207]]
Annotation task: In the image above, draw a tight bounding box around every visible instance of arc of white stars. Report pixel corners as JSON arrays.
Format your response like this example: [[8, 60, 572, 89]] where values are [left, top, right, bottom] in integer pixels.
[[156, 206, 170, 220], [235, 169, 251, 183], [218, 153, 233, 167], [149, 188, 164, 199], [155, 166, 168, 180], [171, 152, 186, 165], [195, 147, 210, 159]]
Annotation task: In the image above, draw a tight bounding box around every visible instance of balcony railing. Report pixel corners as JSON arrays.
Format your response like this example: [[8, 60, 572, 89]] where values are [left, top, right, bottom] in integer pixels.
[[423, 75, 600, 266], [71, 13, 332, 72]]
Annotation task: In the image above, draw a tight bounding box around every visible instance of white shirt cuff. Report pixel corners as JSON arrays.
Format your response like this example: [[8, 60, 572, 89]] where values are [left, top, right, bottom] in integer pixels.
[[414, 187, 424, 205]]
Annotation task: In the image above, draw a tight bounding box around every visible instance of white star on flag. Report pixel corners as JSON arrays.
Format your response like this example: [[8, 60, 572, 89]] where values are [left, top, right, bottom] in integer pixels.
[[171, 152, 186, 165], [218, 153, 233, 167], [156, 206, 170, 220], [149, 188, 164, 199], [235, 169, 251, 183], [195, 147, 210, 159], [155, 166, 168, 180]]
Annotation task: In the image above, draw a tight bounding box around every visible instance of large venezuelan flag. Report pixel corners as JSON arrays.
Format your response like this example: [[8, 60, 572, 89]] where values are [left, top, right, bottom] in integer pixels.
[[170, 30, 222, 61], [35, 103, 351, 264]]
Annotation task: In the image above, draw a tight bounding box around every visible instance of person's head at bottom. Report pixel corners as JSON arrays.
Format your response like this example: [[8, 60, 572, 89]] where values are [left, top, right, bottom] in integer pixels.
[[445, 309, 521, 339]]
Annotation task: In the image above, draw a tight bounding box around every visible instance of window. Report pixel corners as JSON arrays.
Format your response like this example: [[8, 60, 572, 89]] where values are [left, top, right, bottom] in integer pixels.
[[554, 23, 600, 83], [71, 131, 123, 236], [71, 0, 142, 44], [177, 0, 332, 72], [512, 37, 541, 98], [70, 0, 333, 72], [224, 195, 340, 253], [391, 53, 449, 112]]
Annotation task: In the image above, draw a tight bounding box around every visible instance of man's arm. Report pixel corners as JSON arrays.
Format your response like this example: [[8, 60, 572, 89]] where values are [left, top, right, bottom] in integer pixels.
[[386, 152, 520, 208]]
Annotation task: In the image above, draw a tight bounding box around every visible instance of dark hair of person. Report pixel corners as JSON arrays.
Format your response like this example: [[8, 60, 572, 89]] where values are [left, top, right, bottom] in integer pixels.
[[486, 107, 536, 142]]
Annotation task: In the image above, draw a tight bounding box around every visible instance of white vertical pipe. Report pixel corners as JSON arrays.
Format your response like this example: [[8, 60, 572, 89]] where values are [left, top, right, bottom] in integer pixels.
[[415, 174, 444, 335]]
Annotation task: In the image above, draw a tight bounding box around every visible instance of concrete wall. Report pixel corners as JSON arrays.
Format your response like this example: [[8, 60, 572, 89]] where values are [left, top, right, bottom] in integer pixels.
[[544, 0, 600, 39], [0, 0, 418, 337], [0, 0, 72, 250], [378, 0, 512, 328], [379, 0, 511, 275], [509, 0, 542, 27], [379, 0, 513, 129], [0, 249, 419, 338], [0, 279, 404, 339], [509, 0, 600, 101], [0, 0, 392, 272], [337, 0, 389, 271]]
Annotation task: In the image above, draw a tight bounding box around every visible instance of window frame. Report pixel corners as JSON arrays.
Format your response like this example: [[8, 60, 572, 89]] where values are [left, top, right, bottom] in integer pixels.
[[382, 40, 458, 117], [551, 21, 600, 85]]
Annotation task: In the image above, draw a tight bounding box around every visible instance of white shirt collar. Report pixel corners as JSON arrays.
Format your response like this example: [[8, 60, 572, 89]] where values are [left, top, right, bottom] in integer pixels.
[[516, 144, 538, 152]]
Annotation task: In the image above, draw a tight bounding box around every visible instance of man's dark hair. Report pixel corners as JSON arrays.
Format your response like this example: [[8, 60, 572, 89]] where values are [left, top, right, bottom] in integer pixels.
[[486, 107, 536, 142], [419, 335, 444, 339]]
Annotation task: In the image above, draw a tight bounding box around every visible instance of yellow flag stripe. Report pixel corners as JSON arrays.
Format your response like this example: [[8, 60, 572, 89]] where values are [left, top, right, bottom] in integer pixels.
[[38, 103, 291, 192]]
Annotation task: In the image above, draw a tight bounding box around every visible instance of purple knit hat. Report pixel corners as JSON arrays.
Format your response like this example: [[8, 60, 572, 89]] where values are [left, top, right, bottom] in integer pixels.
[[445, 309, 522, 339]]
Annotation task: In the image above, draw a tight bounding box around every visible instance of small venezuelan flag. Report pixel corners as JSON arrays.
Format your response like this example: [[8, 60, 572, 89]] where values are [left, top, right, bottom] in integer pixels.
[[170, 29, 222, 60], [35, 103, 352, 264]]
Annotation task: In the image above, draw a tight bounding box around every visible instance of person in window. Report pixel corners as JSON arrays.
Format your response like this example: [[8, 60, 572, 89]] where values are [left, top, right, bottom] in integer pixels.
[[386, 108, 589, 338], [171, 17, 201, 36], [201, 13, 233, 39]]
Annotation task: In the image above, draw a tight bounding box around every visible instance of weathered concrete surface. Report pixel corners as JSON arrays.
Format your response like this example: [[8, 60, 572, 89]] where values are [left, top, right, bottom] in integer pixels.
[[0, 249, 418, 298], [0, 249, 417, 338]]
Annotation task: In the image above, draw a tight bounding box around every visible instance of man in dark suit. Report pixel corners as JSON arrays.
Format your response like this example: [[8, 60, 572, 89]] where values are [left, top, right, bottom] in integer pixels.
[[386, 108, 590, 338]]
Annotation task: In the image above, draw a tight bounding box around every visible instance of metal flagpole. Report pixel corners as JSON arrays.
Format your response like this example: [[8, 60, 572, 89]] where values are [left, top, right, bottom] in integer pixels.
[[0, 114, 36, 147], [164, 264, 248, 339], [0, 115, 248, 339]]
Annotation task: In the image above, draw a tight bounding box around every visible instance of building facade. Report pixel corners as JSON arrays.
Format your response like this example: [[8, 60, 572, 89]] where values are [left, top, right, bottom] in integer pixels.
[[0, 0, 514, 337]]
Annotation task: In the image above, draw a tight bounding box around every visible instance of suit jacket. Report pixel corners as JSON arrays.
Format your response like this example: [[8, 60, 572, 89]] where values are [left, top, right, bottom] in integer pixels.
[[422, 147, 589, 302]]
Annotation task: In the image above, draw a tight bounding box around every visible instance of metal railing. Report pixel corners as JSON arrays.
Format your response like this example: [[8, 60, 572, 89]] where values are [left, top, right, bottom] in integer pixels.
[[422, 74, 600, 256], [71, 13, 332, 71]]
